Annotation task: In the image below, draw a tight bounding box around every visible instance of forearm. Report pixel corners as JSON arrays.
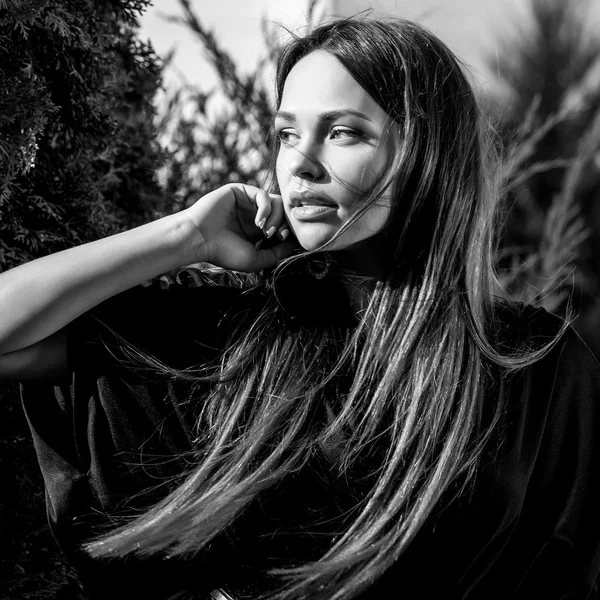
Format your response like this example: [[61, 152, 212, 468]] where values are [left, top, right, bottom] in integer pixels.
[[0, 211, 202, 355]]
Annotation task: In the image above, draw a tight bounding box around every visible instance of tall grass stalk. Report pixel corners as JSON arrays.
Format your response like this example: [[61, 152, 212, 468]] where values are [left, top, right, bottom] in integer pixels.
[[489, 0, 600, 315]]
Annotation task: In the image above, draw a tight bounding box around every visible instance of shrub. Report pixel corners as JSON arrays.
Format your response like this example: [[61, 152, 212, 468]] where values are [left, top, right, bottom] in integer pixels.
[[0, 0, 165, 272], [0, 1, 164, 596]]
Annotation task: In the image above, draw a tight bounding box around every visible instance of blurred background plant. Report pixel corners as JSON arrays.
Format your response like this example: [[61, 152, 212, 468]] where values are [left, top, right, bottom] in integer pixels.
[[484, 0, 600, 352], [2, 0, 600, 596]]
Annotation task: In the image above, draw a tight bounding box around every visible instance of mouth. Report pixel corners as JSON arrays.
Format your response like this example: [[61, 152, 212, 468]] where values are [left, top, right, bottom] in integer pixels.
[[289, 191, 337, 208], [289, 193, 337, 222]]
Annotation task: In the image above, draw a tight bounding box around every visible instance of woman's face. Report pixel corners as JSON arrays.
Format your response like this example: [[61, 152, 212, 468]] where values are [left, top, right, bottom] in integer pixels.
[[275, 50, 394, 252]]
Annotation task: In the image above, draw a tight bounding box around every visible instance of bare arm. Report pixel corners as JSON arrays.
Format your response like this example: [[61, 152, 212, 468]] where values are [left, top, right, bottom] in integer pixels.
[[0, 184, 293, 371], [0, 212, 198, 356]]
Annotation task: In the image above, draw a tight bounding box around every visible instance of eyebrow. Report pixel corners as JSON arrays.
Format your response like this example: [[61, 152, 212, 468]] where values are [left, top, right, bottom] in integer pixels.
[[274, 109, 374, 123]]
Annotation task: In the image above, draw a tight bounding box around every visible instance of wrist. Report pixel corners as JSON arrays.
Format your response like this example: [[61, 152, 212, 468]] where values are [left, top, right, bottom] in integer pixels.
[[170, 210, 209, 266]]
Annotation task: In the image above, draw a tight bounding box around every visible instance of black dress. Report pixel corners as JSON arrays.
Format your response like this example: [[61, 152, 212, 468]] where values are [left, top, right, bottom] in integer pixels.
[[19, 270, 600, 599]]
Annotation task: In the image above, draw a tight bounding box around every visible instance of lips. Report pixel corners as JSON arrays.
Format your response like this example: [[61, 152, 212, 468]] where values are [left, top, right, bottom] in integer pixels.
[[289, 191, 337, 208]]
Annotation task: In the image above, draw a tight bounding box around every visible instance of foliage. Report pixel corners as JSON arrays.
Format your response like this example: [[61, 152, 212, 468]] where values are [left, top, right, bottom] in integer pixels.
[[0, 1, 164, 597], [155, 0, 271, 211], [0, 0, 165, 272], [487, 0, 600, 315]]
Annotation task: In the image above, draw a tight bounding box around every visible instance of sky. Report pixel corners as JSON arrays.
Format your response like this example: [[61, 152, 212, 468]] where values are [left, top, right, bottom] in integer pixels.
[[137, 0, 528, 97], [139, 0, 302, 90]]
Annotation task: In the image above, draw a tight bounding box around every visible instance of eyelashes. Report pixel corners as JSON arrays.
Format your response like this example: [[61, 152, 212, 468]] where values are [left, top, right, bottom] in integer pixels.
[[274, 126, 366, 145], [274, 129, 297, 144], [330, 127, 364, 140]]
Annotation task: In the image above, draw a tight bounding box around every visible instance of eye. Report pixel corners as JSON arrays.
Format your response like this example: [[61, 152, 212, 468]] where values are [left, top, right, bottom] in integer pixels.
[[275, 128, 299, 145], [330, 126, 363, 140]]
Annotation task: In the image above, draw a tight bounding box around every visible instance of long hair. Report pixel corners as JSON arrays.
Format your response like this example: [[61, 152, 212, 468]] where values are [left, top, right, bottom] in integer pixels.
[[86, 18, 565, 600]]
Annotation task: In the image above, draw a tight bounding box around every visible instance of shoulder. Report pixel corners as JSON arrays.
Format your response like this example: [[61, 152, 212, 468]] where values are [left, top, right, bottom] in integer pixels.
[[473, 303, 600, 592], [494, 300, 600, 387], [492, 301, 600, 486], [491, 300, 567, 348], [485, 301, 600, 487], [491, 300, 600, 412]]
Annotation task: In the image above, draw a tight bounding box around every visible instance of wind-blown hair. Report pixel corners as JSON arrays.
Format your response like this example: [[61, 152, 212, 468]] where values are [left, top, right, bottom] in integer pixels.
[[86, 18, 565, 600]]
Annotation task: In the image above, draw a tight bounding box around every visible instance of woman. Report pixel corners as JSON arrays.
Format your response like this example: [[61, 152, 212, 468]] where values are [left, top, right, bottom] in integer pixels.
[[2, 17, 600, 600]]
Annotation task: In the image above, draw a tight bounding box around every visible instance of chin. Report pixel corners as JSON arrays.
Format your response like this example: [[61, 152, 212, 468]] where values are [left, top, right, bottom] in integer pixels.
[[298, 239, 330, 252], [298, 237, 352, 253], [293, 225, 373, 252], [292, 225, 334, 252]]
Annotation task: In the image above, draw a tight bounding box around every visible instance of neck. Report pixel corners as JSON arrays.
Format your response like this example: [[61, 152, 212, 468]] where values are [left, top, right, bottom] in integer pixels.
[[331, 238, 386, 317]]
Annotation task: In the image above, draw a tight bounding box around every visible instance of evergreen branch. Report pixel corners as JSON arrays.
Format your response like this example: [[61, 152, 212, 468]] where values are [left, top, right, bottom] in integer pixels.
[[160, 0, 244, 102]]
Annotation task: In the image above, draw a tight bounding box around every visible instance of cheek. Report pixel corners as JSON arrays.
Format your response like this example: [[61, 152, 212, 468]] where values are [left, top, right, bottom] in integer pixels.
[[275, 152, 288, 188], [350, 193, 393, 239], [283, 202, 293, 226], [341, 151, 388, 195], [362, 201, 392, 233]]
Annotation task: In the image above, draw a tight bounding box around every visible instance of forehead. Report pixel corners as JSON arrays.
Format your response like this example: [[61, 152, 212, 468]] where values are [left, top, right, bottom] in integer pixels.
[[279, 50, 387, 120]]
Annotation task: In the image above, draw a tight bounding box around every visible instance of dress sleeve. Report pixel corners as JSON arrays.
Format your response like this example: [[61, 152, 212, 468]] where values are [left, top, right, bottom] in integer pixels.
[[18, 269, 256, 599], [67, 267, 253, 373]]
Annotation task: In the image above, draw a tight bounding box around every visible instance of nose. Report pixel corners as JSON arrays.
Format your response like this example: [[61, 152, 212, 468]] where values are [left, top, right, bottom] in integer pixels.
[[287, 144, 326, 181]]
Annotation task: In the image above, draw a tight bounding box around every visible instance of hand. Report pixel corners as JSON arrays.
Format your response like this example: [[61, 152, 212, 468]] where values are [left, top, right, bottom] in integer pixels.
[[183, 183, 297, 272]]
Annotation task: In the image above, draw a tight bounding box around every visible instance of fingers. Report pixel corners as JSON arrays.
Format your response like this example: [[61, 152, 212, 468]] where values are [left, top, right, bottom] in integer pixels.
[[254, 190, 290, 241], [275, 222, 291, 241], [253, 189, 270, 229], [253, 237, 297, 271]]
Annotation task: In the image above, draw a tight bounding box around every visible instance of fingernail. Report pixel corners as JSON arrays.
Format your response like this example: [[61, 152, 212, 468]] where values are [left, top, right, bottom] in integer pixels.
[[280, 229, 289, 241], [257, 218, 266, 229], [266, 226, 276, 238]]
